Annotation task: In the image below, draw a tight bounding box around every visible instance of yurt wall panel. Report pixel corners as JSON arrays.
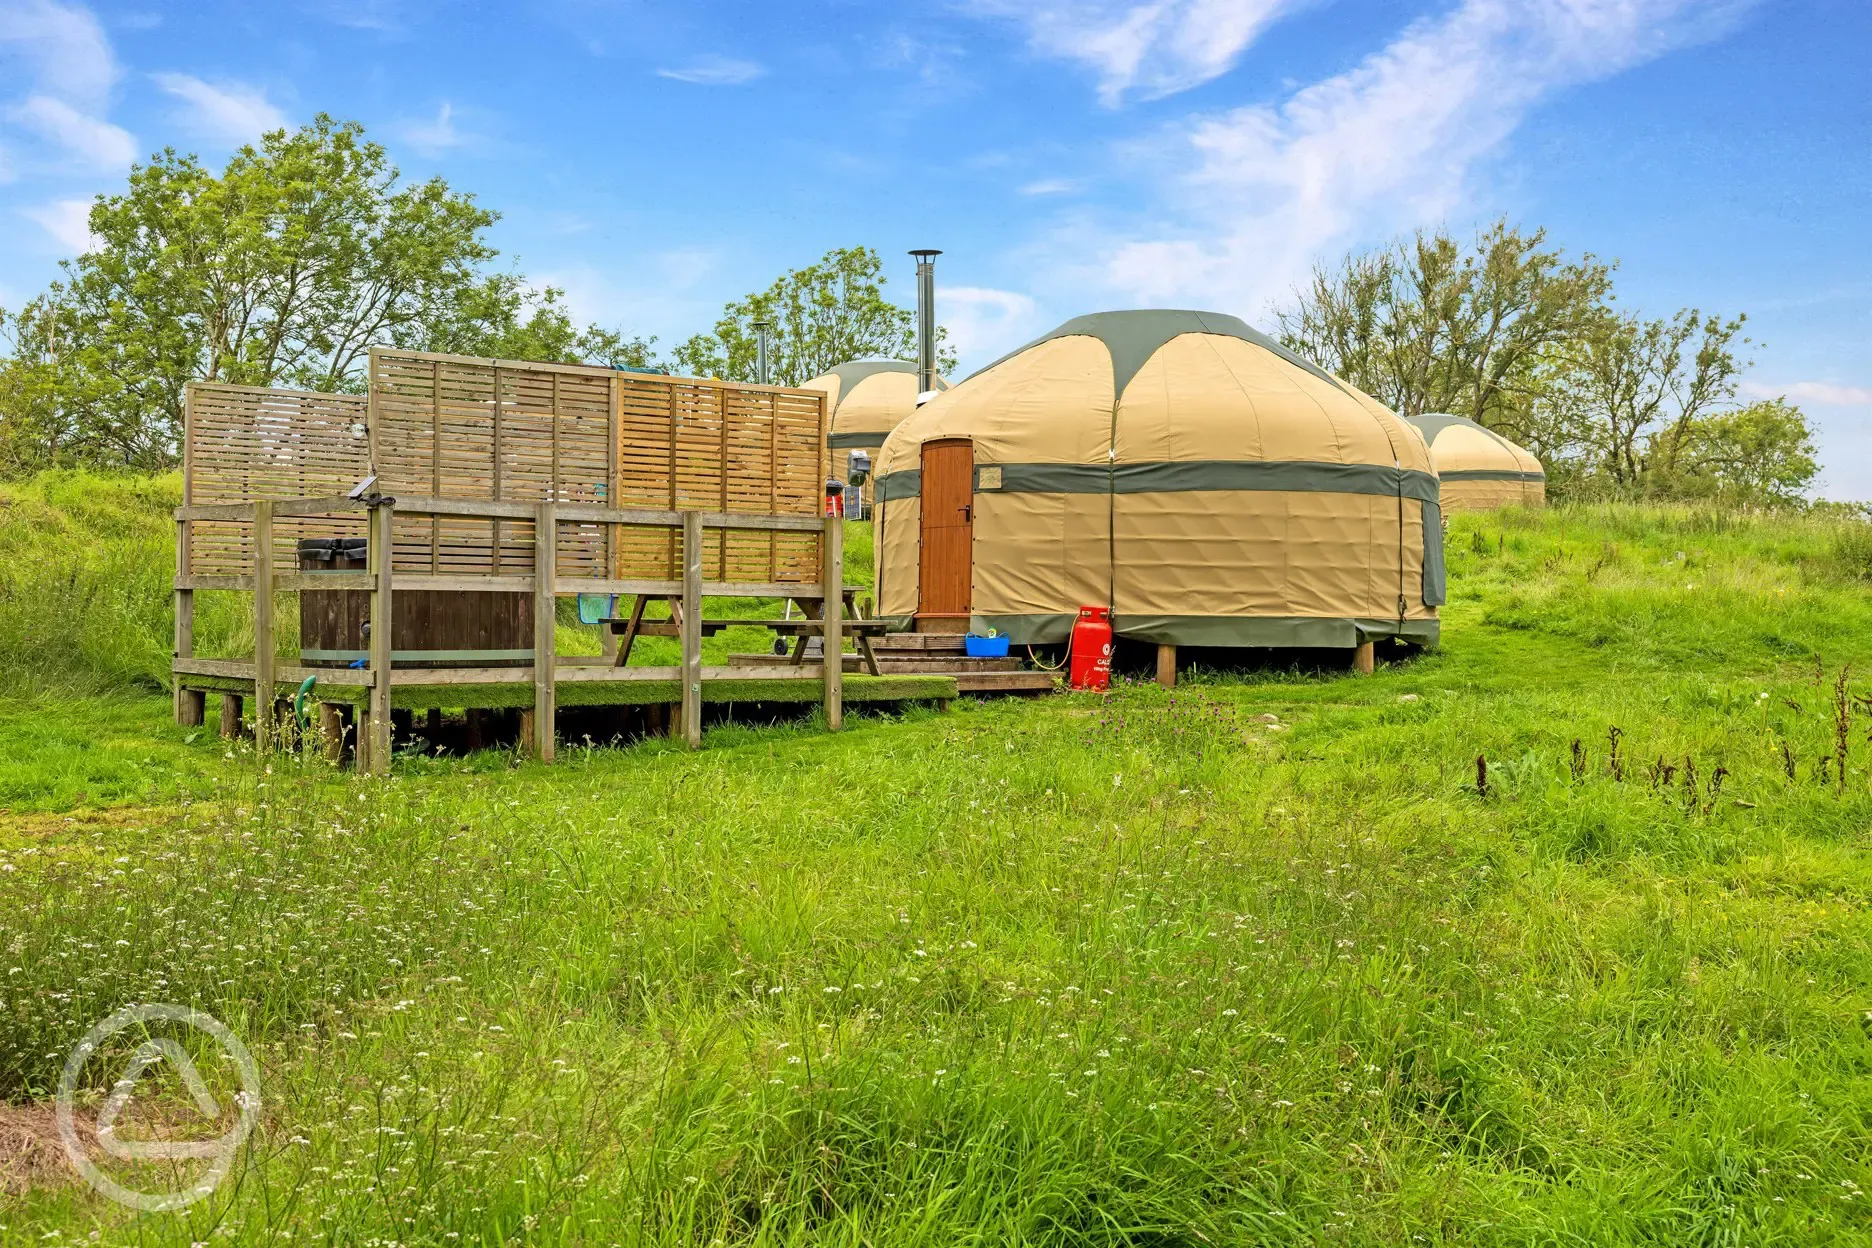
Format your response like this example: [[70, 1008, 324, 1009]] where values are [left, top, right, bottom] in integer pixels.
[[183, 382, 371, 575]]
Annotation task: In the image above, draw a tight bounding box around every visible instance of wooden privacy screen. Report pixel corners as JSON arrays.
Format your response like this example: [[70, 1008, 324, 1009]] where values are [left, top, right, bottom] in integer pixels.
[[184, 351, 828, 582], [183, 382, 372, 575]]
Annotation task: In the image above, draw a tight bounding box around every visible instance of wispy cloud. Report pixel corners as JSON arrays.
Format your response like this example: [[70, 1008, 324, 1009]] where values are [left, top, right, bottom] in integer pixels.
[[1743, 379, 1872, 407], [151, 73, 286, 145], [1019, 178, 1080, 197], [23, 195, 98, 254], [538, 248, 724, 340], [970, 0, 1304, 105], [939, 286, 1040, 363], [0, 0, 131, 172], [0, 0, 118, 109], [306, 0, 406, 33], [9, 93, 134, 170], [394, 100, 469, 156], [1068, 0, 1756, 314], [655, 55, 765, 86]]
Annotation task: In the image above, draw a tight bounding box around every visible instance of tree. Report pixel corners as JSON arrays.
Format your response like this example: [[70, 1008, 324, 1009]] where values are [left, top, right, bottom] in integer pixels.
[[398, 276, 657, 371], [1276, 220, 1611, 436], [673, 246, 955, 386], [1646, 398, 1817, 505], [0, 115, 651, 473], [1546, 306, 1749, 487]]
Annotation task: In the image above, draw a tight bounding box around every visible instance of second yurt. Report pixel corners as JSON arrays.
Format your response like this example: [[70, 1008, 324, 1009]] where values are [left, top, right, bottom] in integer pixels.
[[873, 310, 1445, 649], [802, 359, 947, 486], [1405, 413, 1546, 511]]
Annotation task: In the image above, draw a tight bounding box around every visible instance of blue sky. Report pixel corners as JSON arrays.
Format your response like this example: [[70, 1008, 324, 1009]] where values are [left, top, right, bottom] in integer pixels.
[[1, 0, 1867, 496]]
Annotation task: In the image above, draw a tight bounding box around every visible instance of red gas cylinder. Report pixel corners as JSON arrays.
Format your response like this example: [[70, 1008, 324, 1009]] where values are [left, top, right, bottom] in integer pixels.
[[824, 479, 846, 518], [1069, 605, 1113, 691]]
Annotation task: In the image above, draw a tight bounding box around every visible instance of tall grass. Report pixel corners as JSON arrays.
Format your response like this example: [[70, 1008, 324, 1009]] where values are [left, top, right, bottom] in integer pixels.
[[4, 487, 1872, 1242], [0, 471, 266, 694]]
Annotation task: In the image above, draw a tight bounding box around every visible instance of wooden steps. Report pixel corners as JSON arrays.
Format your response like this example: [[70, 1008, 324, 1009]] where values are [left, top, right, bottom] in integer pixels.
[[955, 671, 1058, 695], [728, 653, 1023, 674], [726, 627, 1057, 697]]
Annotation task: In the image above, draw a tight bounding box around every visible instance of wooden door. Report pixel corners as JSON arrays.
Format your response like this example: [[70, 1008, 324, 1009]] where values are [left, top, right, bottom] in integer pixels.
[[918, 439, 973, 622]]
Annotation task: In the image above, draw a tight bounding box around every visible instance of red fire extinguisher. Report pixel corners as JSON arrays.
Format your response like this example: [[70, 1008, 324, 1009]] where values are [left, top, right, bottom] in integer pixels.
[[1070, 605, 1113, 691], [824, 478, 846, 518]]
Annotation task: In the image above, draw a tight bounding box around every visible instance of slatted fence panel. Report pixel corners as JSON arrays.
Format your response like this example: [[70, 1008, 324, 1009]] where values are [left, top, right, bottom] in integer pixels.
[[184, 382, 372, 574], [181, 356, 827, 584]]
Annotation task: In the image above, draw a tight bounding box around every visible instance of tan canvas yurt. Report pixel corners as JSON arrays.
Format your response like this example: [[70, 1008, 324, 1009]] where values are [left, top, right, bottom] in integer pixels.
[[1404, 413, 1545, 511], [873, 310, 1445, 648], [802, 359, 947, 483]]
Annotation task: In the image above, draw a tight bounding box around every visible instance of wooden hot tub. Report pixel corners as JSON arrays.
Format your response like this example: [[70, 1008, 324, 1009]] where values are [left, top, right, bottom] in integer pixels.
[[297, 538, 533, 668]]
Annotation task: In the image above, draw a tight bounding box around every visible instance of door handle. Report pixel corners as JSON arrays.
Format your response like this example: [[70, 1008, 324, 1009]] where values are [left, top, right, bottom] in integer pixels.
[[960, 504, 971, 523]]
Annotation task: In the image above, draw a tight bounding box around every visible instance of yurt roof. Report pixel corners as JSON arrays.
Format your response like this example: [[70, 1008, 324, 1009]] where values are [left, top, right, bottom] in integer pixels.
[[971, 308, 1353, 397], [804, 359, 949, 450], [881, 309, 1433, 484], [1406, 413, 1544, 478]]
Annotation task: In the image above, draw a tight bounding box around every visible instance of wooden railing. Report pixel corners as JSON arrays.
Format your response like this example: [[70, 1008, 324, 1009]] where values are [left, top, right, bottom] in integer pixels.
[[173, 494, 846, 772]]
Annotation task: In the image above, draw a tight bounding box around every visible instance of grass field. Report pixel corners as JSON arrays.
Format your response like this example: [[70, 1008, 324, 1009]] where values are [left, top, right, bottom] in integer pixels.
[[3, 472, 1872, 1244]]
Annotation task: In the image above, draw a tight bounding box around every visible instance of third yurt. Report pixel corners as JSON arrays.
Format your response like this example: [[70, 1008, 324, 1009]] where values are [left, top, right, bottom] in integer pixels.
[[802, 359, 947, 487], [873, 310, 1445, 649], [1405, 413, 1546, 511]]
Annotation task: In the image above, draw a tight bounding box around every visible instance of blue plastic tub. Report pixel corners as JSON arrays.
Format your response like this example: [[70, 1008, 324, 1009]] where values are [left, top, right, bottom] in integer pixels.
[[965, 634, 1010, 658]]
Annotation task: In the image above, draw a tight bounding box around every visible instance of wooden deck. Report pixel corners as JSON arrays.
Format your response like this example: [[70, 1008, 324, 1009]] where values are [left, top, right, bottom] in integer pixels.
[[172, 495, 956, 772]]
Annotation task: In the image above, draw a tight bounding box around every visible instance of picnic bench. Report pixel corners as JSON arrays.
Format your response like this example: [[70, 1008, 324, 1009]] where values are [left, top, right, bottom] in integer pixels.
[[606, 586, 889, 675]]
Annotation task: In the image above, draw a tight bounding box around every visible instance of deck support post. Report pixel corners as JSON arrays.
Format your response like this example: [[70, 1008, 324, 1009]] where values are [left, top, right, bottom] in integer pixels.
[[251, 501, 276, 752], [366, 502, 395, 774], [823, 515, 843, 732], [1156, 643, 1176, 688], [319, 703, 345, 764], [532, 501, 557, 762], [219, 693, 244, 739], [174, 515, 196, 724], [680, 511, 703, 749], [1354, 640, 1376, 676]]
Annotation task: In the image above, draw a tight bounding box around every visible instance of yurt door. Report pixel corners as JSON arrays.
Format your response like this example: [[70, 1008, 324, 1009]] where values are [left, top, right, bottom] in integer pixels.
[[917, 439, 973, 629]]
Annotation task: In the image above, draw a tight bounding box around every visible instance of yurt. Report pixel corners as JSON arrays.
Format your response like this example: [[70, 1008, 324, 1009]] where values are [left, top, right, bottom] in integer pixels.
[[1405, 413, 1546, 511], [873, 310, 1445, 649], [802, 359, 947, 486]]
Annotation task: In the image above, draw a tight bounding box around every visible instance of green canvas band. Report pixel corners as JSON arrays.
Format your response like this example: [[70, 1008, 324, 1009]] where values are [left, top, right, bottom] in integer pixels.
[[1438, 468, 1546, 482], [879, 459, 1438, 504], [965, 612, 1438, 649]]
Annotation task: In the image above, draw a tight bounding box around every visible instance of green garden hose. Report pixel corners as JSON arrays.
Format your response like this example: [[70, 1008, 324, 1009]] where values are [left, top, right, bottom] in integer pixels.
[[294, 674, 318, 726]]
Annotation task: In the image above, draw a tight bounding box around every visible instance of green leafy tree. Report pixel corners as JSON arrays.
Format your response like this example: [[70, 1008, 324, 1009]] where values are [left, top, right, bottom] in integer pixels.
[[400, 276, 657, 370], [0, 115, 652, 473], [1643, 399, 1817, 504], [673, 246, 955, 385], [1546, 306, 1750, 487], [1277, 220, 1612, 435]]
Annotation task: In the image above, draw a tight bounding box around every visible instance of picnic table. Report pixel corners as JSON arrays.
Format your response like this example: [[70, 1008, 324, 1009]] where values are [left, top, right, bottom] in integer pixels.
[[604, 587, 887, 675]]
